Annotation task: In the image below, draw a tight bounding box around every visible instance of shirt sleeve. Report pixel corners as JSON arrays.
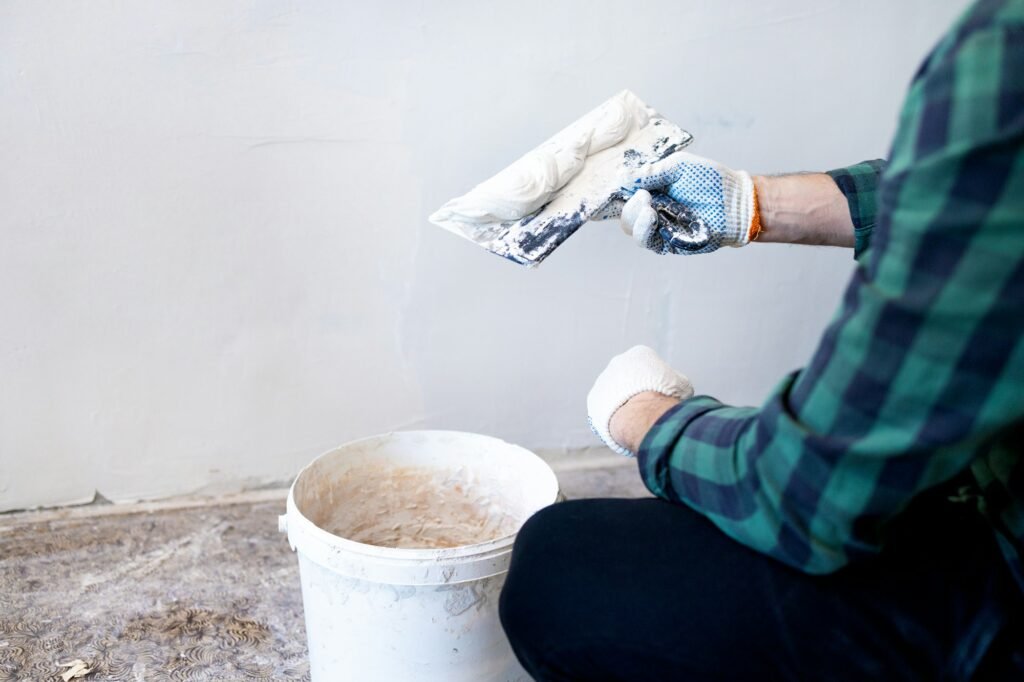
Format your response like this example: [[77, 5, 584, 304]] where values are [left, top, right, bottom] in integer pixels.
[[638, 22, 1024, 575], [825, 160, 887, 259]]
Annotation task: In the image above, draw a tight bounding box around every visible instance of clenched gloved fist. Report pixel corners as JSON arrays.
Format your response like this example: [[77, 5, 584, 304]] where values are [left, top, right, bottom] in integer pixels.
[[619, 151, 761, 255], [587, 345, 694, 456]]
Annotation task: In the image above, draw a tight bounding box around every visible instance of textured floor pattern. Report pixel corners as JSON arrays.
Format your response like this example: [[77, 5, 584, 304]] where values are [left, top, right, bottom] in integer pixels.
[[0, 461, 648, 681]]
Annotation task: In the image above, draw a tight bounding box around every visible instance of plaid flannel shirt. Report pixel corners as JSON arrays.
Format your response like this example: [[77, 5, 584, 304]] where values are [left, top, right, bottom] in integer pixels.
[[639, 0, 1024, 590]]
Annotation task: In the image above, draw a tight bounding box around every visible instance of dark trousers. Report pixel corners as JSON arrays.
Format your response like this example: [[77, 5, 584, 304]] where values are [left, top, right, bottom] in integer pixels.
[[499, 479, 1024, 681]]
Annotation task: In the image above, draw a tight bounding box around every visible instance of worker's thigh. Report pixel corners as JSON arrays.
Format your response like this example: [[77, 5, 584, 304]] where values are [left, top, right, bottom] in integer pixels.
[[499, 482, 1023, 681]]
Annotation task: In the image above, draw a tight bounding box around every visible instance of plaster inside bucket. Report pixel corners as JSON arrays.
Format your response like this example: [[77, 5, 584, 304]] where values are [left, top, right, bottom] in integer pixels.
[[295, 460, 528, 550]]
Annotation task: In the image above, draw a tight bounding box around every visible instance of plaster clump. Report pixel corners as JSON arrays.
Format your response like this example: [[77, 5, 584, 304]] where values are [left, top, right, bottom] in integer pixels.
[[431, 90, 651, 226]]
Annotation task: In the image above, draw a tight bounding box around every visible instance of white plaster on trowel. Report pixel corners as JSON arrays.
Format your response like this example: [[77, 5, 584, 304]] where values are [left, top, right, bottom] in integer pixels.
[[431, 90, 650, 225]]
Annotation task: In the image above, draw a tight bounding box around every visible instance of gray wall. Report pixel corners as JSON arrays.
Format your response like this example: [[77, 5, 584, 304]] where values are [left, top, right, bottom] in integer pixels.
[[0, 0, 972, 509]]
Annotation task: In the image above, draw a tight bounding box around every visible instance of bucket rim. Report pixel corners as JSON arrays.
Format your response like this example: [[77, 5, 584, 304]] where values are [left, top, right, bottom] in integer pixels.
[[285, 429, 559, 562]]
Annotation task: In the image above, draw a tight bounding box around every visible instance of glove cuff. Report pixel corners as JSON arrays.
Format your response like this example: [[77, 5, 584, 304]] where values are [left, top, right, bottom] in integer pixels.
[[589, 377, 692, 457], [749, 181, 763, 242], [720, 169, 758, 247]]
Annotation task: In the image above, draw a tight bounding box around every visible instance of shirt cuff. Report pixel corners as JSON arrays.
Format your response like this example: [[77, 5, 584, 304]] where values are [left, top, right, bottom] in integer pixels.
[[636, 395, 726, 498], [826, 159, 887, 260]]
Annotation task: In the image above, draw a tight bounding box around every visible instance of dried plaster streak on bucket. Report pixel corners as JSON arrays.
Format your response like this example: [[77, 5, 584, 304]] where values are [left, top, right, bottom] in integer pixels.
[[279, 430, 560, 682]]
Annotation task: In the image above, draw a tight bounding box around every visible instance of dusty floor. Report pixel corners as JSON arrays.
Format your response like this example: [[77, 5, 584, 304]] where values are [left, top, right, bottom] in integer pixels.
[[0, 461, 649, 681]]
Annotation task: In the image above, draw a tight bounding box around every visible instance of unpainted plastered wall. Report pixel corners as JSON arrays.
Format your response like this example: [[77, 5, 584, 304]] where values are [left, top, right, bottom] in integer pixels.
[[0, 0, 972, 510]]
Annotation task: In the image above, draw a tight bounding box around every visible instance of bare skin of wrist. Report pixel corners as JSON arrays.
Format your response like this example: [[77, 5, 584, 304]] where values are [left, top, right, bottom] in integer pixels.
[[753, 174, 855, 247], [609, 391, 682, 454]]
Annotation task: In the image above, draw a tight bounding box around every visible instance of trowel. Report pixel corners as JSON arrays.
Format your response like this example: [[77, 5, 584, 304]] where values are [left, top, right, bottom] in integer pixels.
[[429, 90, 694, 267]]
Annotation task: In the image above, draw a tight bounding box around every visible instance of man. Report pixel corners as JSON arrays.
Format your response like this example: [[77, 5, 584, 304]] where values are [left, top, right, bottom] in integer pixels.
[[499, 0, 1024, 679]]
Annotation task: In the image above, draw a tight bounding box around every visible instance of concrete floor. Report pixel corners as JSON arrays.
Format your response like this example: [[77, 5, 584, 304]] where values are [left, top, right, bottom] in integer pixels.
[[0, 460, 649, 681]]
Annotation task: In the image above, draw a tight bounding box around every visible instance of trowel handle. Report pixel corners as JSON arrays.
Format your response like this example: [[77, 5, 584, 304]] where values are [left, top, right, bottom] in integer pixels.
[[594, 190, 699, 224], [648, 193, 712, 253], [648, 193, 698, 226], [595, 191, 711, 253]]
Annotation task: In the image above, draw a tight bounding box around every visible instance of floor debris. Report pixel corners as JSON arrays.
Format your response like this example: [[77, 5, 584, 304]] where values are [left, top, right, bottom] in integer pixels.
[[58, 659, 93, 680]]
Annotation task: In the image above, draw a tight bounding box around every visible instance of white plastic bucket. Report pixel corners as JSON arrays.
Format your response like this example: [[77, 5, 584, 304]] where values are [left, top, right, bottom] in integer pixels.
[[279, 430, 560, 682]]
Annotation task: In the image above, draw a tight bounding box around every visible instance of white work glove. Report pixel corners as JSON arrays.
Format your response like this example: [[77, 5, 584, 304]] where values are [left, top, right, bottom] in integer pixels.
[[619, 151, 761, 255], [586, 345, 694, 456]]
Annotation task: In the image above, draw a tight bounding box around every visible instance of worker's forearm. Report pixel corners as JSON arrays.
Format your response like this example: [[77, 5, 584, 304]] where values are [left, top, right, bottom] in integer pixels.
[[753, 174, 855, 247], [609, 392, 681, 454]]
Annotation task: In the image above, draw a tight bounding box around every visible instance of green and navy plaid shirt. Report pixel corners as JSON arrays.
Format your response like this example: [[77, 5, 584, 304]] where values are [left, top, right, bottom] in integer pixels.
[[639, 0, 1024, 591]]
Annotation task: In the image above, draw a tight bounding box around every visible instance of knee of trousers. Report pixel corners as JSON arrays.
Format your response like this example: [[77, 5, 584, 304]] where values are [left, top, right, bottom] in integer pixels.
[[498, 503, 573, 646]]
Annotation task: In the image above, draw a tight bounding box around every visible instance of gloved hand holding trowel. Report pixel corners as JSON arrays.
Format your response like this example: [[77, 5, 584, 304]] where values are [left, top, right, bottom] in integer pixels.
[[616, 150, 761, 256]]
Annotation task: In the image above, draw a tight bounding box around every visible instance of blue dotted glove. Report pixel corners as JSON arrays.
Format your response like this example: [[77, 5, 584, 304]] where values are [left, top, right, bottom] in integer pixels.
[[619, 151, 761, 255]]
